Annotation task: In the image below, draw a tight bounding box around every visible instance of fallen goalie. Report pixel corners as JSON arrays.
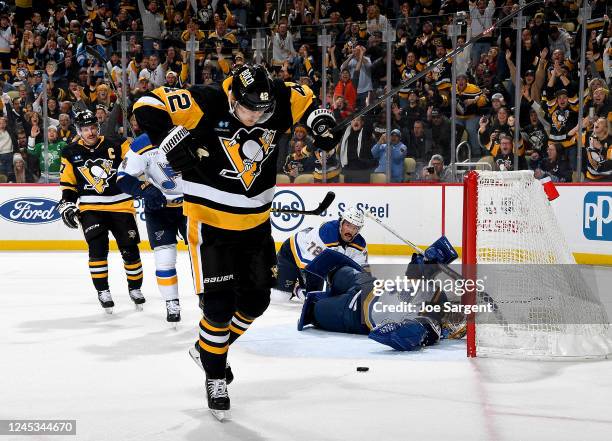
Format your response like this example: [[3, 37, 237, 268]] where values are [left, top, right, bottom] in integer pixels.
[[297, 236, 467, 351]]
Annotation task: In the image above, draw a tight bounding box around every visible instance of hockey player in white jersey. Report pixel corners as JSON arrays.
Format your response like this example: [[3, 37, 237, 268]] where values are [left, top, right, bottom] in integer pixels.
[[275, 205, 369, 299], [117, 133, 186, 324]]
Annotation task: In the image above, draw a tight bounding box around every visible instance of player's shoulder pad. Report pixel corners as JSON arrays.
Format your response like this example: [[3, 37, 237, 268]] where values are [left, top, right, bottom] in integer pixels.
[[134, 90, 167, 111], [319, 220, 341, 245], [130, 133, 156, 155], [349, 234, 367, 251]]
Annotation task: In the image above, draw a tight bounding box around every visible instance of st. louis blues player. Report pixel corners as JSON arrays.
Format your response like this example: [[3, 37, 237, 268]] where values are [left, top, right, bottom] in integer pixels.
[[275, 205, 369, 299], [117, 133, 186, 324]]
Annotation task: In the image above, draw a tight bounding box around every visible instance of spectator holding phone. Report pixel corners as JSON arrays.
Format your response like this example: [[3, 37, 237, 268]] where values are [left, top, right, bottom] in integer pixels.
[[371, 129, 408, 183], [421, 154, 453, 182]]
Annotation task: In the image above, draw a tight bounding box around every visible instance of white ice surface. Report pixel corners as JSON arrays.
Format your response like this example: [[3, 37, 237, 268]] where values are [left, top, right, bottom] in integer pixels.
[[1, 252, 611, 441]]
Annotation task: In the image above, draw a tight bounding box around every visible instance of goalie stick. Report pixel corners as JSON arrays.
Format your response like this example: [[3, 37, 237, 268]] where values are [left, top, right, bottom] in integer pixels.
[[271, 191, 335, 216], [331, 0, 544, 134], [363, 211, 463, 279]]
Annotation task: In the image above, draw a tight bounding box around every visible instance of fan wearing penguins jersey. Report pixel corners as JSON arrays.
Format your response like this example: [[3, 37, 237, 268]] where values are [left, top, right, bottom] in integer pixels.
[[297, 236, 464, 352], [131, 64, 340, 417], [117, 133, 186, 324], [275, 206, 369, 300], [57, 110, 145, 313]]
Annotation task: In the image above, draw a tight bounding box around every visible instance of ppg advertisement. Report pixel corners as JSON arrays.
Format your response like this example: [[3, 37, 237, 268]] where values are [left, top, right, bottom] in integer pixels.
[[583, 192, 612, 241]]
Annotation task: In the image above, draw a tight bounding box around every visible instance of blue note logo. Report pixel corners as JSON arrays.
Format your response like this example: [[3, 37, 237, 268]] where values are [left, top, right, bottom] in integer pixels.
[[271, 190, 305, 232], [583, 192, 612, 241], [0, 198, 61, 224]]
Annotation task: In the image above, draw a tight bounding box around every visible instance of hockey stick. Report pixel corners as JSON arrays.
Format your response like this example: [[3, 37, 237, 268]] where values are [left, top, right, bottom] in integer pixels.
[[364, 211, 463, 280], [271, 191, 335, 216], [85, 46, 133, 131], [331, 0, 544, 134]]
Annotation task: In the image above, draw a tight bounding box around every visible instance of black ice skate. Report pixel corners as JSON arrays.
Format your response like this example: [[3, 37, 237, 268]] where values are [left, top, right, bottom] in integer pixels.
[[205, 376, 231, 421], [189, 342, 234, 384], [166, 299, 181, 324], [128, 289, 145, 310], [97, 290, 114, 314]]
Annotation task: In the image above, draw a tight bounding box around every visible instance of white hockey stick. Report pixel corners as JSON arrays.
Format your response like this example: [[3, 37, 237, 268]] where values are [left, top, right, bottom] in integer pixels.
[[364, 211, 463, 280]]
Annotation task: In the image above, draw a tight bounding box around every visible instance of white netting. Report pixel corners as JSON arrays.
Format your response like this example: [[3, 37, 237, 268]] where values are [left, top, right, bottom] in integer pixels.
[[472, 171, 612, 359]]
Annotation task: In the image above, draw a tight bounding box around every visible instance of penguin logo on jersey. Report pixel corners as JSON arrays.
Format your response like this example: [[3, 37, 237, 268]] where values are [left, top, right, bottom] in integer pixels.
[[78, 158, 116, 194], [219, 127, 276, 190]]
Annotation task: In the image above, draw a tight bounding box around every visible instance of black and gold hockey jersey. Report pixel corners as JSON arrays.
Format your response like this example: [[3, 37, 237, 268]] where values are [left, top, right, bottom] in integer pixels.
[[133, 80, 315, 231], [60, 137, 135, 213], [583, 132, 612, 181]]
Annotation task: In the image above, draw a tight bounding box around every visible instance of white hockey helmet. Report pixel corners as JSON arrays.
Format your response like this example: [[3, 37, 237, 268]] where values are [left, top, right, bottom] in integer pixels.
[[340, 206, 364, 230]]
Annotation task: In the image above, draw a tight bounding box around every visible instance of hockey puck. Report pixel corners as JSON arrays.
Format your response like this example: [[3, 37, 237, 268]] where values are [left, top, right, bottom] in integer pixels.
[[356, 366, 369, 372]]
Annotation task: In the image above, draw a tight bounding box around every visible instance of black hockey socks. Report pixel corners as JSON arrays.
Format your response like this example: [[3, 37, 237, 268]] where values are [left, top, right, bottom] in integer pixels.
[[123, 259, 143, 290], [228, 311, 254, 345], [89, 258, 109, 292], [198, 316, 230, 379]]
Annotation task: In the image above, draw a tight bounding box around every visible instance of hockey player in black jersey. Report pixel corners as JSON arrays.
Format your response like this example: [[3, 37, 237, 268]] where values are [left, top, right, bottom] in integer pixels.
[[132, 64, 339, 420], [57, 110, 146, 313]]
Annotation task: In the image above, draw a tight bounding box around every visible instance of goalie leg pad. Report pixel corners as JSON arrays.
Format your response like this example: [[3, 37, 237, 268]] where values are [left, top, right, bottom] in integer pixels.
[[297, 290, 329, 331], [369, 316, 441, 351]]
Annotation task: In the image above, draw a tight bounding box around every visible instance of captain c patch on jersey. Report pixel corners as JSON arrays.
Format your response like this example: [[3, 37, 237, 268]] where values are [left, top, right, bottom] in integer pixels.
[[219, 127, 276, 190], [78, 158, 116, 194]]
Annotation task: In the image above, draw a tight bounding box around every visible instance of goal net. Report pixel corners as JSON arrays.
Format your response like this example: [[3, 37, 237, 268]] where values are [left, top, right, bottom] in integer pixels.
[[462, 170, 612, 359]]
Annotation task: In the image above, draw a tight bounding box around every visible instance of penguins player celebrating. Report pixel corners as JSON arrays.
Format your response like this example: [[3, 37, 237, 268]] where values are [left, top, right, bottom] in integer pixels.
[[132, 64, 339, 420]]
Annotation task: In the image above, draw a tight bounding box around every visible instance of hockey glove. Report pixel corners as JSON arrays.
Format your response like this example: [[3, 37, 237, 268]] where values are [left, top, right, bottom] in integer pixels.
[[306, 109, 338, 152], [57, 200, 80, 229], [117, 174, 166, 211], [160, 125, 209, 174]]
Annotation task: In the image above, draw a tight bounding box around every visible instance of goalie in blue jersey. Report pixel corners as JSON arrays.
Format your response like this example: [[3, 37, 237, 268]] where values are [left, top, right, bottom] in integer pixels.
[[297, 235, 466, 351]]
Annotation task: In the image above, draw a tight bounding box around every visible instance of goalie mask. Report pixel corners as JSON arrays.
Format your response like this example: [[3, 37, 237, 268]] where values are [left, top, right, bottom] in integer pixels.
[[229, 64, 275, 125]]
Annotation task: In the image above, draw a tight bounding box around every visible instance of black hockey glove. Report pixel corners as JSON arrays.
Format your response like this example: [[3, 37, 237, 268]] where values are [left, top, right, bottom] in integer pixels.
[[306, 109, 339, 152], [57, 200, 80, 229], [160, 125, 209, 174]]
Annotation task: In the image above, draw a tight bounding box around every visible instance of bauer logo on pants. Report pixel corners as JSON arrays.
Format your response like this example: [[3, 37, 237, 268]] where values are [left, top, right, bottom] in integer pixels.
[[583, 192, 612, 241], [0, 198, 61, 224]]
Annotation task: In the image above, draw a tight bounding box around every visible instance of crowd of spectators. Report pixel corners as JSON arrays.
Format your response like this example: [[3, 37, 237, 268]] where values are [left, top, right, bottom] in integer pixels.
[[0, 0, 610, 184]]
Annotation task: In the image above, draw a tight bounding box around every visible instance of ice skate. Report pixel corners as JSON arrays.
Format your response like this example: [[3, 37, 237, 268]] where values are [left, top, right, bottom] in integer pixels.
[[97, 290, 114, 314], [205, 376, 231, 421], [189, 343, 234, 384], [128, 289, 145, 310], [166, 299, 181, 327]]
